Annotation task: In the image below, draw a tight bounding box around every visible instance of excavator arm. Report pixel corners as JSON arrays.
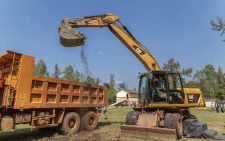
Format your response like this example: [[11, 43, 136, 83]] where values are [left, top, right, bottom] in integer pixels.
[[58, 14, 160, 71]]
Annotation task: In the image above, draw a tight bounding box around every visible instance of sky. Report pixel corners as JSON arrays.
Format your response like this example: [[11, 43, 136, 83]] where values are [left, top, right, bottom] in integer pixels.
[[0, 0, 225, 89]]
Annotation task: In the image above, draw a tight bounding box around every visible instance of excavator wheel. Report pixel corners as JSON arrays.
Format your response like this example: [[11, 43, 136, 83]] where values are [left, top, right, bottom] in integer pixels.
[[172, 113, 183, 139], [164, 113, 173, 128], [125, 111, 139, 125]]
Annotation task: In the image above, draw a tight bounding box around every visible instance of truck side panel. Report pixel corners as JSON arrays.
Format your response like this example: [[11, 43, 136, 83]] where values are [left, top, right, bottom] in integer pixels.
[[0, 51, 108, 110], [14, 55, 34, 109], [25, 76, 107, 109]]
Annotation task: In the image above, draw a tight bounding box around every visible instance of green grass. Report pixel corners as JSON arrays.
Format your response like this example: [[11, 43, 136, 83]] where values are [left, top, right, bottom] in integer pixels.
[[190, 108, 225, 134], [0, 107, 224, 141]]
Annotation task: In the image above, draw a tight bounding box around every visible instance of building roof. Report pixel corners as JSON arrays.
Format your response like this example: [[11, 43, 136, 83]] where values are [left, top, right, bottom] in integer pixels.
[[120, 89, 137, 94]]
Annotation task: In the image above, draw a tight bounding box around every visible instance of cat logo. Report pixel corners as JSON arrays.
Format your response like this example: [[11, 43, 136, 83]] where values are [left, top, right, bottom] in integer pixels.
[[132, 45, 145, 55]]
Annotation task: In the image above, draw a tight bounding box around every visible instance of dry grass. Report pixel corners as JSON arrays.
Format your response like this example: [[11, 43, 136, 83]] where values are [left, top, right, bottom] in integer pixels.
[[0, 107, 224, 141]]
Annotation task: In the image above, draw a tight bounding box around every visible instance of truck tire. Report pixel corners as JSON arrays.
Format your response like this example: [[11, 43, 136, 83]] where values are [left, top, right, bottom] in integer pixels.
[[126, 111, 139, 125], [60, 112, 81, 134], [172, 113, 183, 139], [164, 113, 173, 128], [0, 116, 14, 132], [82, 111, 98, 131]]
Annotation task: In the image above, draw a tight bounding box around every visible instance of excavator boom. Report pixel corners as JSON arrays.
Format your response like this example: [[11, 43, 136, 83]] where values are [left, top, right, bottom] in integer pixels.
[[58, 14, 160, 71]]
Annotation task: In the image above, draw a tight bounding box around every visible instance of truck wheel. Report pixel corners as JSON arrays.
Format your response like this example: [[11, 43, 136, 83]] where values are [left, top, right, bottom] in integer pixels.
[[0, 116, 14, 132], [172, 113, 183, 139], [60, 112, 81, 134], [82, 111, 98, 131], [126, 111, 139, 125], [164, 113, 173, 128]]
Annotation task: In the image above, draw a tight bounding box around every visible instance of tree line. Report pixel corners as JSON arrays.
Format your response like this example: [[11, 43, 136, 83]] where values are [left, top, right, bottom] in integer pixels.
[[162, 58, 225, 100], [33, 60, 100, 85], [35, 57, 225, 103], [34, 60, 128, 104]]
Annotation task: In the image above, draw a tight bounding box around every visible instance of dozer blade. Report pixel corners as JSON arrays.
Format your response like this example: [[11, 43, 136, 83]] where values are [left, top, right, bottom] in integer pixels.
[[120, 125, 177, 141], [59, 26, 85, 47]]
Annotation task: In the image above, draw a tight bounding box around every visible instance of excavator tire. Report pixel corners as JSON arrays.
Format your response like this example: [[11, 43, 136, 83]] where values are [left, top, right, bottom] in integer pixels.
[[125, 111, 133, 125], [82, 111, 98, 131], [183, 109, 197, 120], [164, 113, 173, 128], [125, 111, 139, 125], [171, 113, 183, 139]]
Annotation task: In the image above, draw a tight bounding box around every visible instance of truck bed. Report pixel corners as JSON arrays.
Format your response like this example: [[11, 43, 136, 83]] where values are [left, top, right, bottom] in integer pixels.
[[0, 50, 108, 110]]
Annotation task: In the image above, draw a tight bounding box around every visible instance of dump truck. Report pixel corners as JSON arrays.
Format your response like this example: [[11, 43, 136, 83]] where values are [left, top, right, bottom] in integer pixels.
[[58, 14, 205, 141], [0, 50, 108, 134]]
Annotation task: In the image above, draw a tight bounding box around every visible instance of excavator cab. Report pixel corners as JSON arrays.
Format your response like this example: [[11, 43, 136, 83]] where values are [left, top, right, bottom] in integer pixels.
[[138, 71, 184, 105]]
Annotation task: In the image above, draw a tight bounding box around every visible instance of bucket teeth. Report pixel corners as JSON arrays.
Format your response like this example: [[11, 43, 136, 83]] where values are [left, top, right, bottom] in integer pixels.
[[59, 26, 85, 47]]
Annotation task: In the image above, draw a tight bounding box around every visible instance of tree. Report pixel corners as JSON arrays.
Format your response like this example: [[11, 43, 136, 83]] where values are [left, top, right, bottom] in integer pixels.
[[162, 58, 180, 72], [51, 64, 61, 78], [215, 67, 225, 100], [162, 58, 192, 77], [34, 60, 49, 77], [118, 81, 128, 90], [95, 77, 100, 85], [210, 17, 225, 42], [203, 64, 217, 98], [109, 74, 115, 90], [63, 65, 77, 81], [73, 71, 80, 82], [184, 80, 200, 88], [79, 74, 86, 83], [108, 74, 116, 104], [108, 88, 116, 104], [85, 75, 96, 84], [186, 64, 225, 100], [217, 67, 225, 86]]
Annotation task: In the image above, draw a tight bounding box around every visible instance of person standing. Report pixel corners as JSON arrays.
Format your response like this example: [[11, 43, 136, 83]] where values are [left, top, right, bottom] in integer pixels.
[[102, 106, 108, 119]]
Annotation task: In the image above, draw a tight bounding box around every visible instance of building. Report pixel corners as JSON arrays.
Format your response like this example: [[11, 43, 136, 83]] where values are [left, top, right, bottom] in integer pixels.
[[116, 89, 138, 107]]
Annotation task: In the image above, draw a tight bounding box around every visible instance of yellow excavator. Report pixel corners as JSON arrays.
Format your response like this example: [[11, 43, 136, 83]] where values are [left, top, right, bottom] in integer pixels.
[[58, 14, 205, 140]]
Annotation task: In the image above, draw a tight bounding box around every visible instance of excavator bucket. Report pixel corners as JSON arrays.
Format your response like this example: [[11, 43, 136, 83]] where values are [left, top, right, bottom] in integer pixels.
[[120, 125, 177, 141], [59, 25, 85, 47]]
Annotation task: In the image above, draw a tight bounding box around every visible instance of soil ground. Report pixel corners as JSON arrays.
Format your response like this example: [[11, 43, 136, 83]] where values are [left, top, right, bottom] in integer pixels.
[[0, 107, 224, 141]]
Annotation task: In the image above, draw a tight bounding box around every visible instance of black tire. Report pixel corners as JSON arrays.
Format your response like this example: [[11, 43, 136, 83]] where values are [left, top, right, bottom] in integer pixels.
[[125, 111, 139, 125], [183, 109, 196, 120], [171, 113, 183, 139], [125, 111, 133, 125], [60, 112, 81, 134], [82, 111, 98, 131], [164, 113, 173, 128]]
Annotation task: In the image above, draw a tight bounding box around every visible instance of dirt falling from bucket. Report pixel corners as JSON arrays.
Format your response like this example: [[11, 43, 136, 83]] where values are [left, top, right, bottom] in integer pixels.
[[80, 46, 92, 81]]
